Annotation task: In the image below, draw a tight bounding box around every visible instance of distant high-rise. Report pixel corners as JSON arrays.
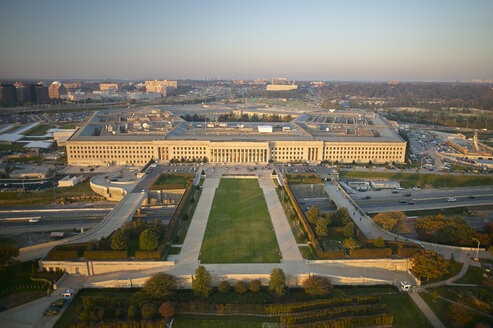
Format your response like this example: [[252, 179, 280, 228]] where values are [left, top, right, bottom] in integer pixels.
[[99, 83, 119, 91], [30, 84, 49, 103], [48, 81, 68, 99], [145, 80, 177, 96], [0, 84, 17, 106]]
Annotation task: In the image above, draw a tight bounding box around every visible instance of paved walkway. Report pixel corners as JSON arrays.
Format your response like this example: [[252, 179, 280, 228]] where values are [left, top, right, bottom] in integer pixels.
[[409, 292, 446, 328], [258, 177, 302, 262], [175, 178, 219, 271]]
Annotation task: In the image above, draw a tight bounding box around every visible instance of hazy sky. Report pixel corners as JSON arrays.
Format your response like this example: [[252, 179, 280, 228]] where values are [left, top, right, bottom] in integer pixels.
[[1, 0, 492, 81]]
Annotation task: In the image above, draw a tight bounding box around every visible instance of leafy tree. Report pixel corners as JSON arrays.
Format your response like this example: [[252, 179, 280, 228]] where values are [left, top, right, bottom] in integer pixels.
[[343, 222, 355, 238], [374, 236, 385, 248], [111, 229, 128, 250], [249, 279, 262, 293], [193, 265, 212, 298], [302, 276, 332, 297], [410, 250, 449, 282], [269, 268, 286, 297], [128, 304, 140, 320], [144, 272, 176, 299], [141, 303, 156, 320], [373, 211, 408, 232], [159, 301, 175, 319], [449, 303, 472, 326], [218, 280, 231, 293], [332, 208, 351, 226], [324, 212, 332, 226], [139, 229, 159, 251], [315, 219, 328, 237], [0, 239, 19, 267], [416, 215, 476, 246], [234, 281, 248, 294], [306, 206, 322, 224], [343, 238, 361, 250]]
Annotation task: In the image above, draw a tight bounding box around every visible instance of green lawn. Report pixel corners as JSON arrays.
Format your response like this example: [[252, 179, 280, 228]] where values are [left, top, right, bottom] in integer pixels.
[[339, 171, 493, 188], [151, 173, 193, 189], [174, 314, 276, 328], [381, 294, 432, 328], [23, 124, 56, 136], [455, 266, 485, 284], [199, 178, 281, 263]]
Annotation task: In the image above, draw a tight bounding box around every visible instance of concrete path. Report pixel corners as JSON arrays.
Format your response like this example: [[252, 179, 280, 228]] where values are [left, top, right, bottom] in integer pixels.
[[176, 178, 219, 270], [258, 177, 302, 262], [409, 292, 446, 328]]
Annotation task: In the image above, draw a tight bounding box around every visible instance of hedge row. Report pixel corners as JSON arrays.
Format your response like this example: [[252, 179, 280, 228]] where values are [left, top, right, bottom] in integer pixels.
[[318, 250, 345, 259], [265, 296, 381, 315], [349, 248, 392, 259], [47, 250, 78, 260], [288, 314, 394, 328], [83, 251, 128, 260], [175, 302, 265, 315], [280, 304, 387, 325], [134, 251, 160, 260], [163, 186, 193, 243], [70, 320, 169, 328], [397, 247, 420, 257], [150, 184, 187, 190]]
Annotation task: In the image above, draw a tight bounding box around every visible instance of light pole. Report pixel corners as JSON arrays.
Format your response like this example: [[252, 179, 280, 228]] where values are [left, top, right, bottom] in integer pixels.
[[472, 237, 480, 261]]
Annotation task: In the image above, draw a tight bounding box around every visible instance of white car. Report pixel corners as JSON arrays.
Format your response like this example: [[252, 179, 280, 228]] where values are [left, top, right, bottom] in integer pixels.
[[447, 197, 457, 202], [28, 218, 40, 223], [395, 186, 404, 190], [412, 187, 422, 191]]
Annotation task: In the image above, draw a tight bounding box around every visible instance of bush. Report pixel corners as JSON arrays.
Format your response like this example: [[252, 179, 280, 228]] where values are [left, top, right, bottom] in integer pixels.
[[234, 281, 248, 294], [139, 229, 159, 251], [144, 272, 176, 299], [218, 280, 231, 293], [343, 237, 360, 250], [83, 250, 127, 260], [343, 222, 355, 238], [159, 301, 175, 319], [141, 303, 157, 320], [249, 279, 262, 293], [135, 251, 161, 260], [111, 229, 128, 250], [374, 236, 385, 248], [302, 276, 332, 297]]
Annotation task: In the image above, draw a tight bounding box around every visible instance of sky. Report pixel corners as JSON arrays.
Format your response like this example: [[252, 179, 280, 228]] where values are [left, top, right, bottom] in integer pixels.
[[1, 0, 492, 81]]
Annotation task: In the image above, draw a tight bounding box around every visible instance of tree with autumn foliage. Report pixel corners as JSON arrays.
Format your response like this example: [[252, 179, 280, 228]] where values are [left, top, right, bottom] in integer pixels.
[[410, 250, 449, 282]]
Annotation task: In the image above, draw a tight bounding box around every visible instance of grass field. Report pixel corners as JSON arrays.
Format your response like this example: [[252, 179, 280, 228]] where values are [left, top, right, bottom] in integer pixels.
[[151, 173, 193, 189], [0, 181, 98, 206], [340, 171, 493, 188], [23, 124, 56, 136], [199, 178, 281, 263], [455, 266, 486, 284]]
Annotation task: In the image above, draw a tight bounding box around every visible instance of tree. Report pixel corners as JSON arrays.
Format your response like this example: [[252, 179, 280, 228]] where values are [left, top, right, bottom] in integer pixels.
[[343, 222, 355, 238], [141, 303, 156, 320], [449, 303, 472, 326], [128, 304, 140, 320], [159, 301, 175, 319], [0, 239, 19, 267], [144, 272, 176, 299], [332, 208, 351, 226], [218, 280, 230, 293], [302, 276, 332, 297], [269, 268, 286, 297], [324, 212, 332, 226], [343, 238, 361, 250], [373, 211, 408, 233], [374, 236, 385, 248], [139, 229, 159, 251], [249, 279, 262, 293], [315, 219, 328, 237], [234, 281, 248, 294], [111, 229, 128, 250], [410, 250, 449, 282], [306, 206, 322, 224], [193, 265, 212, 298]]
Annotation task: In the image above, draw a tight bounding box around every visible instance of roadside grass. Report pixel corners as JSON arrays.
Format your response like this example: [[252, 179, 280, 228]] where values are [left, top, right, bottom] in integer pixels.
[[403, 206, 470, 217], [299, 245, 319, 260], [339, 171, 493, 188], [168, 246, 181, 255], [0, 181, 98, 206], [199, 178, 281, 263], [455, 266, 486, 284]]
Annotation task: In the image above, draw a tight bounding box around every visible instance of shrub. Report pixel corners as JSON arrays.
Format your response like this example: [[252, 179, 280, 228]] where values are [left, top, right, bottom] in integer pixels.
[[192, 265, 212, 298], [111, 229, 128, 250], [159, 301, 175, 319], [144, 272, 176, 299], [302, 276, 332, 297], [139, 229, 159, 251], [249, 279, 262, 293], [141, 303, 156, 320], [234, 281, 248, 294], [269, 268, 286, 297], [217, 280, 231, 293], [135, 251, 161, 260], [342, 238, 360, 250], [128, 304, 140, 320], [373, 236, 385, 248], [343, 222, 355, 238]]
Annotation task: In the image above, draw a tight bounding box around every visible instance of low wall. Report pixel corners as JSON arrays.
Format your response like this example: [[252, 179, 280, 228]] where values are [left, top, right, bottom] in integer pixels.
[[40, 260, 175, 276], [308, 258, 410, 272], [222, 175, 258, 179]]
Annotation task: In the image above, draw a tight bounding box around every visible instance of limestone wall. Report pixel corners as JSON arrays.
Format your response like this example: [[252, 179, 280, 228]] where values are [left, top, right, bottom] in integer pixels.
[[40, 260, 175, 276], [308, 258, 410, 272]]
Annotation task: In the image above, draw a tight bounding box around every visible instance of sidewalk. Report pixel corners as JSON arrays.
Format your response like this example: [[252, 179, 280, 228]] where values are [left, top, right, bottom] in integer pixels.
[[409, 292, 446, 328]]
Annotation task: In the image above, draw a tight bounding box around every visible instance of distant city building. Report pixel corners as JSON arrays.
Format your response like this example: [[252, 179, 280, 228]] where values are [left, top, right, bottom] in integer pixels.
[[0, 84, 17, 106], [99, 83, 119, 91], [15, 85, 32, 104], [252, 78, 268, 85], [145, 80, 177, 96], [48, 81, 68, 99], [30, 84, 49, 103], [66, 91, 102, 102], [63, 82, 82, 90], [266, 78, 298, 91], [128, 92, 162, 101]]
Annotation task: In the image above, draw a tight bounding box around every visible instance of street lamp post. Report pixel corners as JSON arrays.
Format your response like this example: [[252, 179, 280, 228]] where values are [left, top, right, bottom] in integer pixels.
[[472, 237, 480, 261]]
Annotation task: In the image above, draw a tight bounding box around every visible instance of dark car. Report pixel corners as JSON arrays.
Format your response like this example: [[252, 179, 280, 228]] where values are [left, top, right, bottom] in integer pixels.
[[399, 200, 407, 204], [364, 196, 371, 200], [408, 201, 416, 205]]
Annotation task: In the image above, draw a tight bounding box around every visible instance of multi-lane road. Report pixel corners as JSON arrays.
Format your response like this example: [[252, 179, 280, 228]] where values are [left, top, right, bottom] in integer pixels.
[[353, 186, 493, 213]]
